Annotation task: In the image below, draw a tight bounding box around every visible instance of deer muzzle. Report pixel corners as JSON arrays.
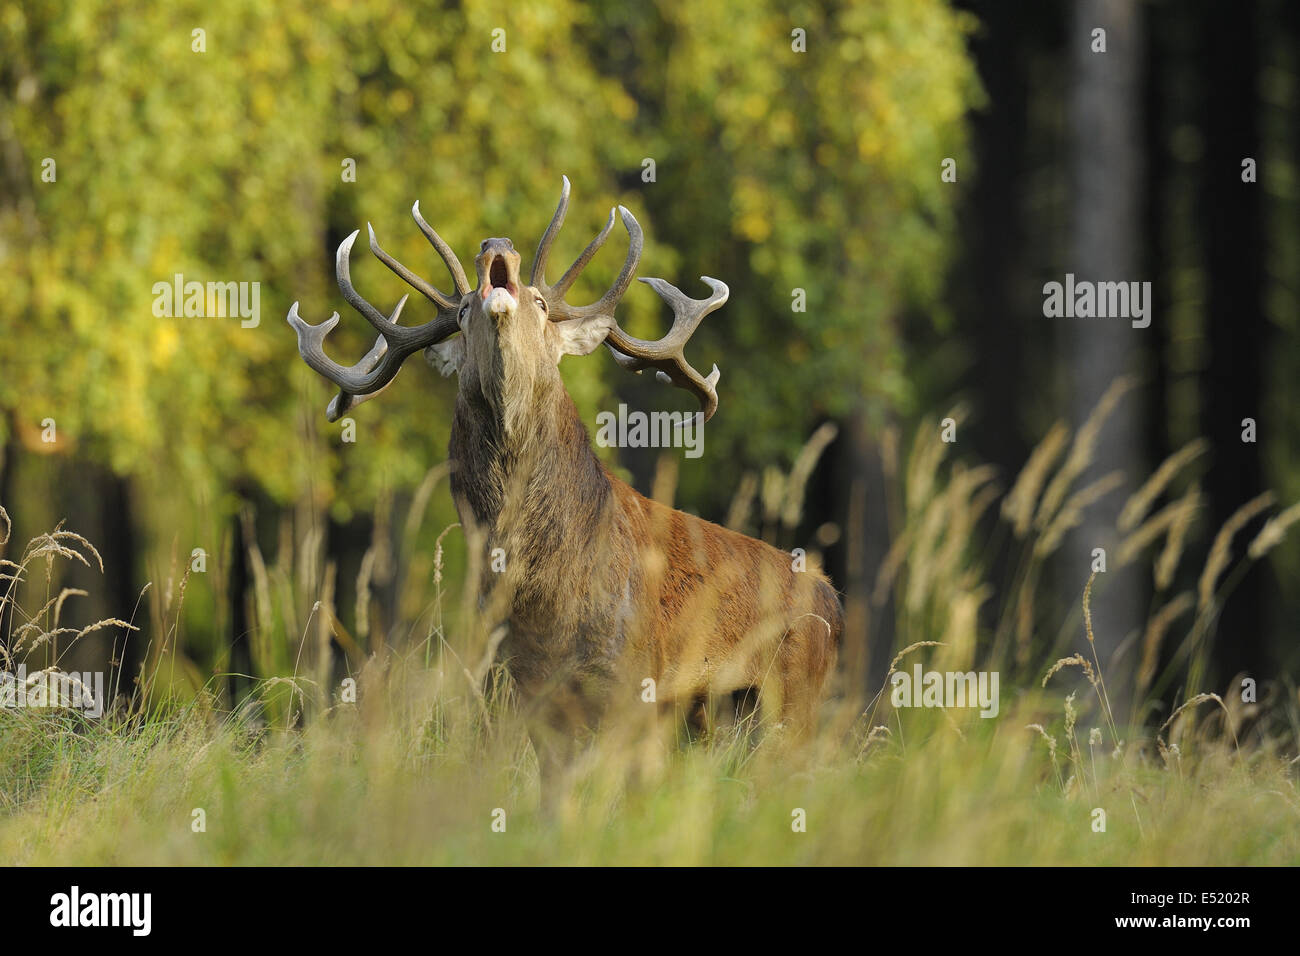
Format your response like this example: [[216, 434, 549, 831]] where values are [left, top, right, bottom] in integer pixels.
[[475, 237, 522, 306]]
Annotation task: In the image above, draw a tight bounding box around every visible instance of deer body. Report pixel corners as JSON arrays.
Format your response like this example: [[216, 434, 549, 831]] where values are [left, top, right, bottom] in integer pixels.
[[450, 351, 840, 755], [289, 178, 842, 772]]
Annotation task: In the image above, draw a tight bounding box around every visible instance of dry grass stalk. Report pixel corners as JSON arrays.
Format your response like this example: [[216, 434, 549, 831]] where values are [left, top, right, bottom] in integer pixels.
[[872, 527, 910, 606], [1117, 485, 1202, 567], [1042, 653, 1098, 688], [724, 472, 759, 533], [860, 641, 947, 732], [904, 493, 952, 611], [21, 588, 88, 632], [26, 527, 104, 576], [1247, 501, 1300, 559], [1198, 491, 1275, 612], [1002, 421, 1069, 537], [1035, 376, 1135, 531], [355, 546, 375, 643], [906, 405, 967, 517], [1082, 573, 1096, 644], [862, 724, 892, 746], [15, 626, 77, 653], [780, 422, 838, 529], [1080, 572, 1120, 744], [19, 666, 99, 710], [886, 641, 946, 677], [651, 452, 679, 508], [760, 465, 784, 529], [1154, 487, 1201, 589], [1034, 470, 1125, 556], [1137, 592, 1194, 693], [1063, 691, 1080, 766], [1159, 692, 1239, 749], [1026, 723, 1064, 788], [855, 724, 893, 760], [1118, 438, 1209, 532], [1026, 723, 1058, 756], [433, 523, 460, 591], [402, 462, 450, 545]]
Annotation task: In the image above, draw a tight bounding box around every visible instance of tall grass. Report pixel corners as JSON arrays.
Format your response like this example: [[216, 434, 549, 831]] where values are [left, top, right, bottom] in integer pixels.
[[0, 385, 1298, 864]]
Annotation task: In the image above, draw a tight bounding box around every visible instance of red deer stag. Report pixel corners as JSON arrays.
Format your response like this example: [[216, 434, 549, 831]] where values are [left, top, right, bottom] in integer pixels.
[[288, 178, 842, 777]]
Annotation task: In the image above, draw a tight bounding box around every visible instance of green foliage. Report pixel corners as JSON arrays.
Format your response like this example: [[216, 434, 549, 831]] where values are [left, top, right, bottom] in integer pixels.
[[1, 0, 980, 520], [591, 0, 982, 507], [1, 0, 632, 513]]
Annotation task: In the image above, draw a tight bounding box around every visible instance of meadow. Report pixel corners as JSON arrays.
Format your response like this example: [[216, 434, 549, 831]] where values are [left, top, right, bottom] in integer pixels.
[[2, 384, 1297, 866]]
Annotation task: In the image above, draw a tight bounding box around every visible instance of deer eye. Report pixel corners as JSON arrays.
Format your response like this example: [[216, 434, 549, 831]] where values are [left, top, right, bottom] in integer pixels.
[[458, 303, 470, 322], [534, 296, 547, 313]]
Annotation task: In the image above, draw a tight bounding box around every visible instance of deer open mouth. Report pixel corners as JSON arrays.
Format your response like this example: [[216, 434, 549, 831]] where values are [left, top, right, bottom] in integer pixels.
[[476, 237, 521, 301], [488, 256, 512, 295]]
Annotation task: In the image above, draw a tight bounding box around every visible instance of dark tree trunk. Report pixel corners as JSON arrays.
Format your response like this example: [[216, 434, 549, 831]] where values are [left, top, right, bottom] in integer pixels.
[[226, 489, 255, 706], [0, 439, 14, 657], [951, 0, 1048, 673], [957, 0, 1034, 475], [329, 511, 378, 652], [99, 470, 141, 700], [1196, 0, 1268, 679], [834, 408, 893, 696], [1142, 2, 1172, 475], [1066, 0, 1147, 713]]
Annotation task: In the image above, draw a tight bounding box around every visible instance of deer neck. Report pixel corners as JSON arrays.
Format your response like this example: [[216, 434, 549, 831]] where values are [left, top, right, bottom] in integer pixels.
[[449, 362, 611, 541]]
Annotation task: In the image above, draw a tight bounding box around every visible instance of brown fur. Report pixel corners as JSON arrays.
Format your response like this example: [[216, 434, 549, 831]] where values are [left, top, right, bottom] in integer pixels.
[[306, 218, 844, 781], [447, 302, 842, 776]]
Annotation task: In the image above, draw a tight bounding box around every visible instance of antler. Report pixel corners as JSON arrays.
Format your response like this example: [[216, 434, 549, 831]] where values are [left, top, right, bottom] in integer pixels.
[[532, 176, 726, 421], [287, 201, 468, 422], [605, 278, 727, 423]]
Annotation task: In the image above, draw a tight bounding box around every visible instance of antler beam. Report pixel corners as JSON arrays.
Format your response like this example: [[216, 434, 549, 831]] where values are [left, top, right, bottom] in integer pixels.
[[287, 204, 468, 421], [532, 177, 723, 420], [605, 277, 727, 422]]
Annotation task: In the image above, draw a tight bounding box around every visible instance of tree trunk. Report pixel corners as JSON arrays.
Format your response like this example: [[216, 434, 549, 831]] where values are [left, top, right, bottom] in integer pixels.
[[1067, 0, 1147, 714], [1196, 0, 1268, 681]]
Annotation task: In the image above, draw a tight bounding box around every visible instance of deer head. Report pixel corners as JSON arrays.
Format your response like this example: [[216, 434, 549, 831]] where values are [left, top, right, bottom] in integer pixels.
[[287, 177, 727, 427]]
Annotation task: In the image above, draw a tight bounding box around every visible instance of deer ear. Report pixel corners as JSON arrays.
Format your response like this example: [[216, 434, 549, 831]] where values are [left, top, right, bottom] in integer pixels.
[[551, 315, 615, 359], [424, 337, 464, 377]]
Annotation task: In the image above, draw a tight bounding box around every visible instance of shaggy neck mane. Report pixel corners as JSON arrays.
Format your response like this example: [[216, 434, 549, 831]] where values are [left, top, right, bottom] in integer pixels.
[[449, 362, 613, 545]]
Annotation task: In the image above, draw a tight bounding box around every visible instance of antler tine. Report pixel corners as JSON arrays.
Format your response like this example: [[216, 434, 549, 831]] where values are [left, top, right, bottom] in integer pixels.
[[368, 222, 459, 312], [287, 297, 405, 420], [531, 174, 571, 286], [604, 276, 728, 422], [288, 226, 461, 422], [336, 230, 425, 349], [532, 176, 643, 310], [595, 206, 645, 310], [323, 334, 396, 421], [606, 341, 722, 423], [544, 206, 644, 319], [623, 276, 727, 354], [411, 200, 471, 296], [551, 208, 617, 298], [531, 178, 724, 420]]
